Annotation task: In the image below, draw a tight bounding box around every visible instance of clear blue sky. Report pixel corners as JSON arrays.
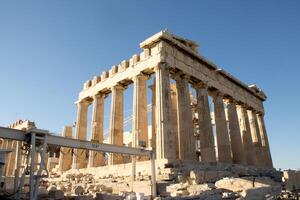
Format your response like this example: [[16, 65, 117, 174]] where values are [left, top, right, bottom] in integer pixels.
[[0, 1, 299, 170]]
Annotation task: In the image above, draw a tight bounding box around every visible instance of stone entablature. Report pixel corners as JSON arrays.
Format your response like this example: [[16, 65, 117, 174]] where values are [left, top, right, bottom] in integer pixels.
[[79, 31, 266, 113]]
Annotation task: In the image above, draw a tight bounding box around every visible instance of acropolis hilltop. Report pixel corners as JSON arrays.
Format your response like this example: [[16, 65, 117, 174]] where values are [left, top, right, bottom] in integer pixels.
[[0, 31, 299, 200]]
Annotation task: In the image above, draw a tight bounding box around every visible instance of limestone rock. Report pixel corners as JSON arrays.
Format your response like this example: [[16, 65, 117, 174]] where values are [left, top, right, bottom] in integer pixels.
[[48, 189, 64, 200], [72, 185, 85, 195], [215, 177, 281, 199], [187, 183, 215, 196]]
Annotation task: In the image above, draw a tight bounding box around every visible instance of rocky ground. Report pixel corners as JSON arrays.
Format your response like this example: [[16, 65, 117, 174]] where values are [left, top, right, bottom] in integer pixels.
[[35, 168, 299, 200]]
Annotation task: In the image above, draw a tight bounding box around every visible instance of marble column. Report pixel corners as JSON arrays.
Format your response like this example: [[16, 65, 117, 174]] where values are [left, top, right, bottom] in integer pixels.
[[212, 92, 232, 163], [149, 79, 156, 153], [108, 84, 124, 165], [174, 74, 196, 161], [170, 84, 179, 159], [194, 83, 216, 163], [237, 104, 255, 166], [72, 100, 89, 169], [88, 94, 105, 167], [248, 109, 263, 167], [256, 113, 273, 168], [154, 63, 176, 160], [132, 74, 149, 161], [132, 74, 148, 148], [58, 126, 73, 171], [226, 99, 245, 165]]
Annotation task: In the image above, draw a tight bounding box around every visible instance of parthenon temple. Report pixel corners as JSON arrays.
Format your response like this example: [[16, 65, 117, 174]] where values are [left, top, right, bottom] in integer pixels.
[[63, 30, 273, 172], [1, 31, 285, 199]]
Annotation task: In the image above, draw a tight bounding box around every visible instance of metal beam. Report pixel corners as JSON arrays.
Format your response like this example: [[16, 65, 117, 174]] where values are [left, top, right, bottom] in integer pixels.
[[0, 127, 26, 141], [0, 127, 151, 156]]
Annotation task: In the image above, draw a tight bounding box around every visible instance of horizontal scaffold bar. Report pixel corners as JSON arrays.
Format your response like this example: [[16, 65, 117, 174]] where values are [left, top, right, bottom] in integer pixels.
[[0, 127, 152, 157]]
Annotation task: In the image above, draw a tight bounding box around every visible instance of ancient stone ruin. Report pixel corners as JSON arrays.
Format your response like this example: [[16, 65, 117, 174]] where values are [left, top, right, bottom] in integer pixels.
[[1, 31, 299, 199]]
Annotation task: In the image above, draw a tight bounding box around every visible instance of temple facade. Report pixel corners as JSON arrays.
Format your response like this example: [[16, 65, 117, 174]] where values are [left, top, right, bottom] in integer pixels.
[[65, 31, 273, 171]]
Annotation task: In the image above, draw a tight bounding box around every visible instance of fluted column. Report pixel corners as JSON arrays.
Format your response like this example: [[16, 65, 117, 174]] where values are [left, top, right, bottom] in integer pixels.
[[248, 109, 263, 167], [72, 100, 89, 169], [132, 74, 149, 161], [256, 113, 273, 168], [108, 84, 124, 165], [88, 94, 105, 167], [149, 79, 156, 153], [237, 104, 255, 166], [154, 63, 176, 160], [132, 74, 148, 148], [58, 126, 73, 171], [170, 84, 179, 158], [194, 83, 216, 163], [174, 74, 196, 161], [226, 99, 245, 164], [212, 92, 232, 163]]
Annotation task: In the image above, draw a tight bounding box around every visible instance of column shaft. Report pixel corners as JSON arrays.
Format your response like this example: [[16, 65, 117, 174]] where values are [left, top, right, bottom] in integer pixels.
[[175, 75, 196, 161], [88, 94, 105, 167], [237, 105, 255, 166], [226, 100, 245, 164], [132, 75, 148, 148], [213, 93, 232, 163], [150, 79, 156, 153], [155, 64, 176, 160], [108, 84, 124, 165], [170, 84, 179, 159], [248, 110, 264, 167], [256, 113, 273, 168], [195, 84, 216, 163], [72, 100, 89, 169]]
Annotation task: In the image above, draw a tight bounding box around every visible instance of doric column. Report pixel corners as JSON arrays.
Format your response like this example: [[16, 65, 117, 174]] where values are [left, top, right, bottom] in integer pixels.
[[212, 92, 232, 163], [72, 100, 89, 169], [132, 74, 149, 161], [174, 74, 196, 161], [58, 126, 73, 172], [194, 83, 216, 163], [256, 113, 273, 168], [132, 74, 148, 148], [170, 84, 179, 159], [248, 109, 264, 167], [226, 98, 245, 165], [154, 63, 176, 160], [88, 94, 105, 167], [237, 104, 255, 166], [149, 79, 156, 153], [108, 84, 124, 165]]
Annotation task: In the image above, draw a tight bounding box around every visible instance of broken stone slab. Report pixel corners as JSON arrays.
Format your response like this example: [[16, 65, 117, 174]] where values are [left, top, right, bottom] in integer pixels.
[[241, 186, 281, 200], [48, 189, 64, 200], [72, 185, 85, 195], [215, 177, 280, 193], [95, 193, 123, 200], [38, 186, 49, 199], [74, 195, 94, 200], [186, 183, 215, 196]]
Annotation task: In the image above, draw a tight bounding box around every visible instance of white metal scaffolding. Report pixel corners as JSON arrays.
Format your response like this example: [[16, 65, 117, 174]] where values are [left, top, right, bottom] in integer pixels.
[[0, 126, 157, 200]]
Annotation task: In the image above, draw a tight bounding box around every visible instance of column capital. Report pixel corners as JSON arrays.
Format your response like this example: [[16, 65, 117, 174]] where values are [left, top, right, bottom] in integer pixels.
[[256, 111, 265, 117], [92, 93, 104, 100], [112, 83, 125, 91], [224, 96, 236, 104], [76, 99, 90, 106], [153, 62, 171, 72], [193, 81, 208, 89], [210, 90, 224, 98], [133, 73, 149, 82], [236, 102, 250, 109]]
